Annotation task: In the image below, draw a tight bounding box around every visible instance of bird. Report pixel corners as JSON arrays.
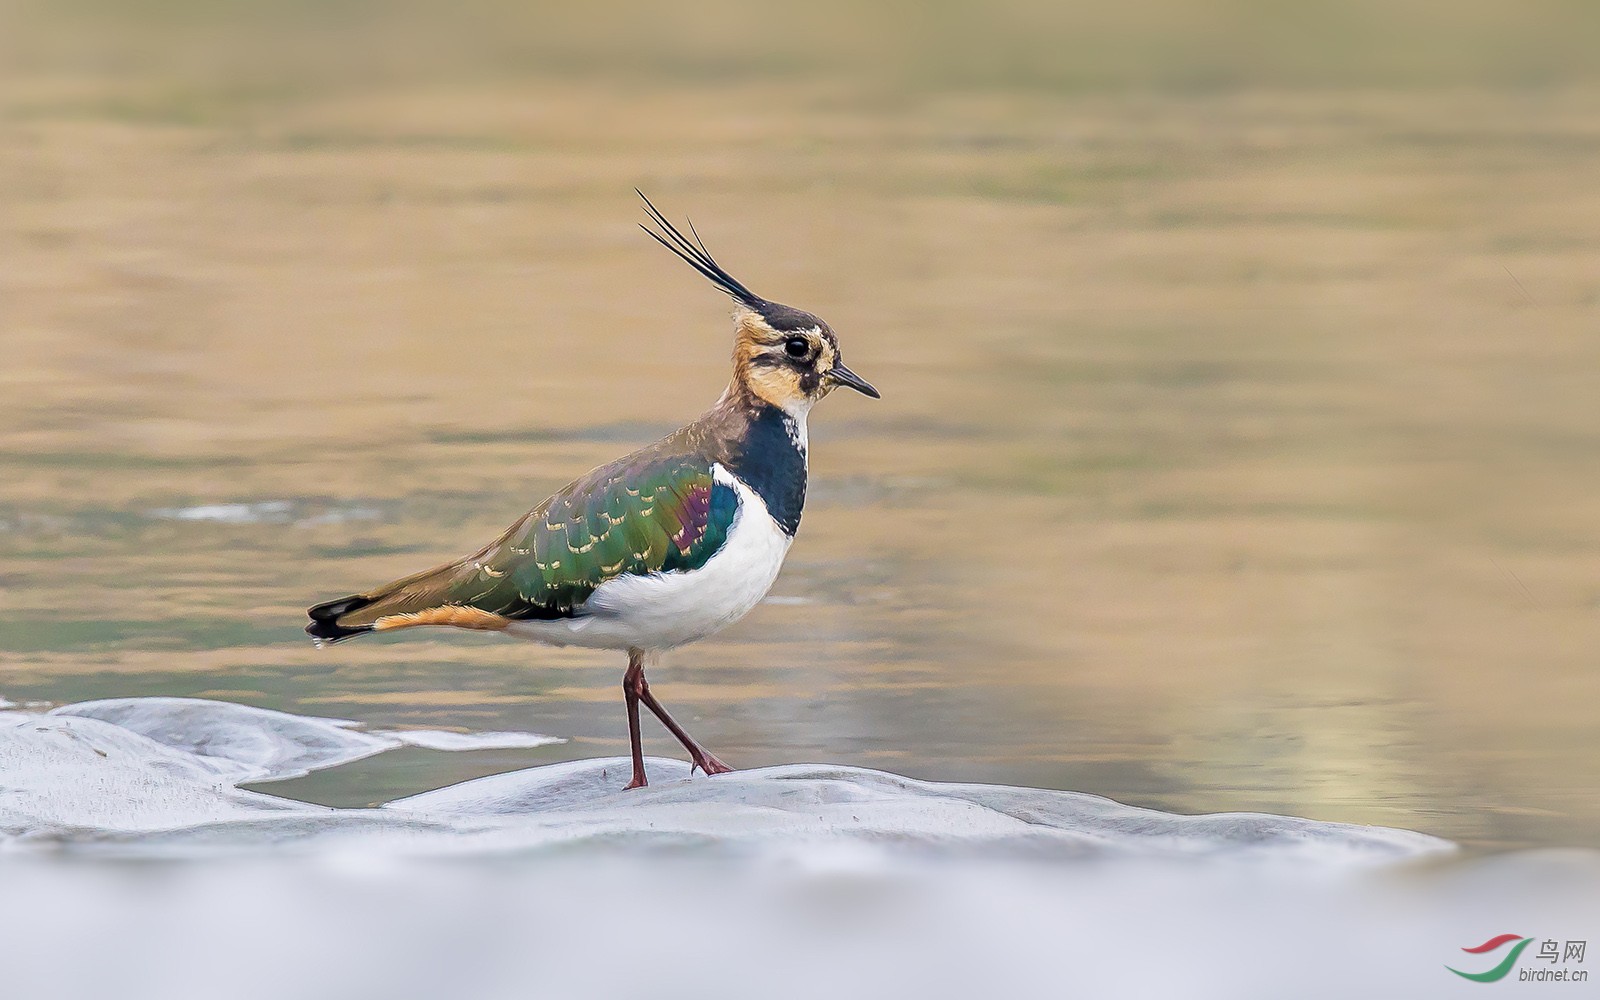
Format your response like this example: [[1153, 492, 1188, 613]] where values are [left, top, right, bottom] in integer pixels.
[[305, 192, 879, 789]]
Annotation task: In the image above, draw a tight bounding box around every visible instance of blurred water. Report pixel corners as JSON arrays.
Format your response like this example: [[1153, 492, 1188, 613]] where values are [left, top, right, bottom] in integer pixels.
[[4, 849, 1591, 1000], [4, 8, 1600, 858]]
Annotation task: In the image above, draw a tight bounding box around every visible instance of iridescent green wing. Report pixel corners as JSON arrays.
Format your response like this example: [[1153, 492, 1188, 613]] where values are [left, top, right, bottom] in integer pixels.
[[458, 452, 738, 619]]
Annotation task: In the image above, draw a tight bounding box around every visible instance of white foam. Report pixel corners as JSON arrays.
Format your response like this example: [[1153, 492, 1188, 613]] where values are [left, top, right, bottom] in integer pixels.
[[384, 729, 565, 752], [148, 501, 295, 524], [145, 501, 381, 527]]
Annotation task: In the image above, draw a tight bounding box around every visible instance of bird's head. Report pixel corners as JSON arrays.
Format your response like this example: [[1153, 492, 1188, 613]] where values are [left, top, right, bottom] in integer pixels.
[[639, 191, 879, 416], [728, 302, 878, 414]]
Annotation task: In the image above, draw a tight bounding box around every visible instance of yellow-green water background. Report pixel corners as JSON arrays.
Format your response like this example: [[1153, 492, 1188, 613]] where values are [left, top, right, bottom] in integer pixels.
[[3, 1, 1599, 850]]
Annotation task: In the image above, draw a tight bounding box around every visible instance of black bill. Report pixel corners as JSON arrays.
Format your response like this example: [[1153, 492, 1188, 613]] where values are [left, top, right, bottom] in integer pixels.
[[827, 364, 880, 398]]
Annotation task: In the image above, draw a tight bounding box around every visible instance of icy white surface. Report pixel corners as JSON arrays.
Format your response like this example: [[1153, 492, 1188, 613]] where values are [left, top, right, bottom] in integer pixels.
[[4, 695, 1445, 861], [385, 759, 1450, 862], [50, 698, 392, 783], [0, 712, 315, 836], [4, 695, 1597, 1000], [48, 697, 562, 785]]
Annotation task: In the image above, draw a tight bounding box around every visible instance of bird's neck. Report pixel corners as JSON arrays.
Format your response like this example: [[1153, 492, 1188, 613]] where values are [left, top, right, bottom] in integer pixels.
[[699, 382, 808, 536]]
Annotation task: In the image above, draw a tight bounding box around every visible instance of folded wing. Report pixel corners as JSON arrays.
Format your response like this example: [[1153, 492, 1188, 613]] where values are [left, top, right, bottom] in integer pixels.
[[309, 452, 738, 639]]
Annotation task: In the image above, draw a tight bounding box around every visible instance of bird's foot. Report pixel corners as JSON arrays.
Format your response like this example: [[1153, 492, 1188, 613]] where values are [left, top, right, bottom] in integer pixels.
[[690, 751, 734, 776]]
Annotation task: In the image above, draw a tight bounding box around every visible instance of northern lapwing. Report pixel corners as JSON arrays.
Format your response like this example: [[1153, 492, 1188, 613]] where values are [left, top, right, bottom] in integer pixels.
[[306, 193, 879, 788]]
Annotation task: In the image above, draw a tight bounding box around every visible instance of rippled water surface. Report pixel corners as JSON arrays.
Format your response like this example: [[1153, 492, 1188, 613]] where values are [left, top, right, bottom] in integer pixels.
[[4, 51, 1599, 851]]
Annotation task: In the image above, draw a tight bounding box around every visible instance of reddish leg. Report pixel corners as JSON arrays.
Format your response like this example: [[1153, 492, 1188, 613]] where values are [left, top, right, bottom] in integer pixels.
[[622, 649, 649, 789], [620, 649, 734, 789], [637, 677, 734, 777]]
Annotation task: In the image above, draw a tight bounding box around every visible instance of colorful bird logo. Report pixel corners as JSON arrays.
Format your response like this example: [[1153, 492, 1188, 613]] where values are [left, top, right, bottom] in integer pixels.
[[1447, 934, 1533, 982]]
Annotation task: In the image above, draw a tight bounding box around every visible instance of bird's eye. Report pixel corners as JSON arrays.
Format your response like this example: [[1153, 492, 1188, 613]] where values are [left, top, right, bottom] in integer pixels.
[[784, 337, 810, 359]]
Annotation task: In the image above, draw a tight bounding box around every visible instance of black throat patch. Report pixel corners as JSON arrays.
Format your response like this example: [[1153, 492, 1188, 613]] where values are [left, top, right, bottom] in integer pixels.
[[725, 403, 807, 535]]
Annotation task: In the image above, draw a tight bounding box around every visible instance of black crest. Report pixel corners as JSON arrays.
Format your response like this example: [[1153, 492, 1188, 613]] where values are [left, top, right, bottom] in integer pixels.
[[638, 190, 767, 311], [638, 191, 829, 333]]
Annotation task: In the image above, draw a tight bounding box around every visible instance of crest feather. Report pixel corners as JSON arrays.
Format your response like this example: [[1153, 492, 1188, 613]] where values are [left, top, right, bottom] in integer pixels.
[[637, 190, 765, 309]]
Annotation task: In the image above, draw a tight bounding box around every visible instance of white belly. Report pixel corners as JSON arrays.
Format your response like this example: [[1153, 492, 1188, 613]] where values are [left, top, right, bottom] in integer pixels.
[[505, 465, 792, 651]]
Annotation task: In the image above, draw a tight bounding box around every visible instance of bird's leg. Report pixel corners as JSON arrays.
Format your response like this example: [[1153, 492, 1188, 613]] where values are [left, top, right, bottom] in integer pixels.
[[622, 649, 649, 789], [631, 658, 734, 777]]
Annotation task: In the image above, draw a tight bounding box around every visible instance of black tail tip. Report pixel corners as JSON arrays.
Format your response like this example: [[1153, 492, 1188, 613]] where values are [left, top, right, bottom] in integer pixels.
[[306, 594, 377, 644]]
